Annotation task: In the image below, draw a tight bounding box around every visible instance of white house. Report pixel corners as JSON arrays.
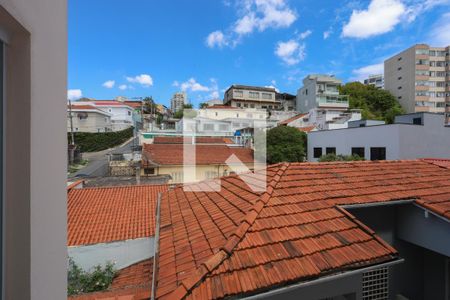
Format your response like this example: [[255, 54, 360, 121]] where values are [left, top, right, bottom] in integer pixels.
[[308, 113, 450, 161], [67, 104, 112, 133], [76, 100, 135, 131]]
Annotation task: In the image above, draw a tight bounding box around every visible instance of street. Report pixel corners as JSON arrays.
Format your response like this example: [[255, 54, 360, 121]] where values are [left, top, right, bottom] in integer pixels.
[[69, 136, 139, 178]]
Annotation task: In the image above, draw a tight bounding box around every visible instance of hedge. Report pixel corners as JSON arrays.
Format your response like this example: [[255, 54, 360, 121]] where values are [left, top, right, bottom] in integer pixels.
[[68, 127, 134, 152]]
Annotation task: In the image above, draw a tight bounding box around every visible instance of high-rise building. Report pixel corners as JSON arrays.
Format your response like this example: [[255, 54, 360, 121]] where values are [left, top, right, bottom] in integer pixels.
[[364, 74, 384, 89], [170, 92, 187, 112], [384, 44, 450, 122]]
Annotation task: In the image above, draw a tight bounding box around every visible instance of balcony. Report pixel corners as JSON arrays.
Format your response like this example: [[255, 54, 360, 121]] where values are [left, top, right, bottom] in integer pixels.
[[317, 95, 349, 108]]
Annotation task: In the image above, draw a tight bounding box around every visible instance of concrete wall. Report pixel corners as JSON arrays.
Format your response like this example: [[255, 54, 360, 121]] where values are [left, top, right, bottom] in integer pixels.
[[0, 0, 67, 299], [307, 114, 450, 161], [68, 237, 154, 272]]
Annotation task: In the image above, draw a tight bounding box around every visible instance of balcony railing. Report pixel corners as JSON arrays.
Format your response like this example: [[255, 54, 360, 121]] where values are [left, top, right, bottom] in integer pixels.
[[317, 95, 349, 107]]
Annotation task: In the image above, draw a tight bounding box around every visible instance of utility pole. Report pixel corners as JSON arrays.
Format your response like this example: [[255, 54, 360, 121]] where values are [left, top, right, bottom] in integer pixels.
[[68, 99, 75, 145]]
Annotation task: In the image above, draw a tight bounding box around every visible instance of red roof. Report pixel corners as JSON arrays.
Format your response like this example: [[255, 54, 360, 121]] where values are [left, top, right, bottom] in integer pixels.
[[68, 184, 168, 246], [153, 136, 234, 145], [68, 105, 99, 110], [124, 101, 143, 109], [422, 158, 450, 169], [68, 259, 153, 300], [155, 160, 450, 299], [142, 144, 254, 166], [297, 125, 316, 133], [91, 100, 133, 108], [278, 113, 307, 125]]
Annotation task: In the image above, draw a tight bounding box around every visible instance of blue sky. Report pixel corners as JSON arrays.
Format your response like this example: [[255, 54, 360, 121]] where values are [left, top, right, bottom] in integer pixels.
[[68, 0, 450, 107]]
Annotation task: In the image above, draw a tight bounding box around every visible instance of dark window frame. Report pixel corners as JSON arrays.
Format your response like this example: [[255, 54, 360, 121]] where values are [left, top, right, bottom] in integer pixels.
[[351, 147, 365, 158], [326, 147, 336, 155], [370, 147, 386, 161], [313, 147, 322, 158]]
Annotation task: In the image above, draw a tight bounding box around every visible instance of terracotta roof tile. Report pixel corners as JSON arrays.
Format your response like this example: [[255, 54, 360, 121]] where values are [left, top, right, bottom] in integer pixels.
[[422, 158, 450, 169], [68, 185, 168, 246], [278, 113, 307, 125], [153, 136, 233, 145], [142, 144, 254, 166], [155, 160, 450, 299]]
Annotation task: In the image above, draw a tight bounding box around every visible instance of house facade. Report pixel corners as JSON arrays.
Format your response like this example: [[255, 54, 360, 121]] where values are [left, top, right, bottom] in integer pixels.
[[308, 112, 450, 161], [224, 85, 282, 110], [67, 104, 112, 132], [76, 100, 135, 131]]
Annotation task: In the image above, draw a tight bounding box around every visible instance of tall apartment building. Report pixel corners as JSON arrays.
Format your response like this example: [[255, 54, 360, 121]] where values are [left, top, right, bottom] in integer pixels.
[[384, 44, 450, 124], [170, 92, 187, 112], [223, 85, 281, 110], [364, 74, 384, 89], [296, 74, 349, 112]]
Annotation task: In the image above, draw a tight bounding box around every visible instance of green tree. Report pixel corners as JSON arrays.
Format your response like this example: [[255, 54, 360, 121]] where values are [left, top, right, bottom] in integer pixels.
[[318, 153, 365, 162], [67, 258, 116, 296], [173, 104, 195, 119], [199, 102, 208, 108], [339, 82, 404, 123], [266, 126, 306, 164]]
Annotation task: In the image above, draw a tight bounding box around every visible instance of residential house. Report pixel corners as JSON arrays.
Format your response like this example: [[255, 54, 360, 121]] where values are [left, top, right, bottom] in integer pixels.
[[67, 104, 112, 133], [154, 160, 450, 300], [384, 44, 450, 120], [141, 143, 256, 183], [276, 92, 297, 111], [76, 100, 135, 131], [308, 112, 450, 162], [67, 184, 168, 299], [224, 85, 282, 110]]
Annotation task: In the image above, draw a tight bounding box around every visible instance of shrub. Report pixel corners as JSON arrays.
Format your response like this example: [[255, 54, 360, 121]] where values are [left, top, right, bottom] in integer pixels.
[[266, 126, 307, 164], [68, 127, 134, 152], [67, 258, 116, 296], [318, 153, 365, 162]]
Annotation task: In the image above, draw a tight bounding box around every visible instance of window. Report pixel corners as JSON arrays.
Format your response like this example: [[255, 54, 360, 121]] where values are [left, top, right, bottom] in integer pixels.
[[234, 90, 243, 97], [219, 124, 229, 131], [261, 93, 272, 100], [413, 117, 422, 125], [397, 76, 402, 80], [144, 168, 155, 175], [326, 147, 336, 155], [215, 112, 218, 116], [249, 91, 259, 99], [250, 104, 255, 108], [415, 49, 429, 55], [237, 103, 241, 107], [313, 148, 322, 158], [362, 267, 389, 300], [397, 86, 402, 90], [205, 171, 218, 179], [351, 147, 365, 158], [397, 67, 402, 71], [127, 111, 131, 116], [203, 123, 214, 131], [370, 147, 386, 160], [397, 57, 402, 61]]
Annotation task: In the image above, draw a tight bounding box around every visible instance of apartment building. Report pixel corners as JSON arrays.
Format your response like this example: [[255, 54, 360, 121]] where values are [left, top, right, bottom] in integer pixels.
[[296, 74, 350, 112], [384, 44, 450, 122], [364, 74, 384, 89], [223, 84, 282, 110], [170, 91, 187, 112]]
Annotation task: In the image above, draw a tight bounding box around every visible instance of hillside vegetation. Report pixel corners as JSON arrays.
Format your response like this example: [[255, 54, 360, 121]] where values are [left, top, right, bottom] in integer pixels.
[[339, 82, 404, 123]]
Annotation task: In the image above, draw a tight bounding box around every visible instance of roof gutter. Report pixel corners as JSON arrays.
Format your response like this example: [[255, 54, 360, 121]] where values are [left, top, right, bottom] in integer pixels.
[[151, 193, 162, 300], [242, 258, 404, 300], [339, 199, 416, 209]]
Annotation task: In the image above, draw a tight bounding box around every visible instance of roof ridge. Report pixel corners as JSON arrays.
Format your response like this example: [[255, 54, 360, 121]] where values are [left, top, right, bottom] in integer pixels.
[[162, 163, 290, 300]]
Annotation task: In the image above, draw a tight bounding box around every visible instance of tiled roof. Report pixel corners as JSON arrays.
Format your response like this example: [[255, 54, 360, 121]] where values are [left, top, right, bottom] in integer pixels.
[[155, 160, 450, 299], [278, 113, 307, 125], [422, 158, 450, 169], [205, 105, 239, 110], [142, 144, 254, 166], [68, 259, 153, 300], [68, 185, 168, 246], [153, 136, 234, 145], [68, 105, 100, 110], [297, 125, 316, 133]]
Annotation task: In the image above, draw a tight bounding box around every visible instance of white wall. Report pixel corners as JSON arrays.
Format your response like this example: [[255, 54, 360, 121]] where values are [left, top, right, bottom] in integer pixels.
[[308, 114, 450, 161], [0, 0, 67, 299], [68, 237, 154, 272]]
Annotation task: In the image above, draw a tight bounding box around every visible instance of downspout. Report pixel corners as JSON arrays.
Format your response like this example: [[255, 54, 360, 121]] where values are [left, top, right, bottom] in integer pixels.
[[151, 193, 162, 300]]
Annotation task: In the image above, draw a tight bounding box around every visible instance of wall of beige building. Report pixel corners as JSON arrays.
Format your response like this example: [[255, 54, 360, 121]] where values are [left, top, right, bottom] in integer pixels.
[[0, 0, 67, 299], [67, 111, 112, 133]]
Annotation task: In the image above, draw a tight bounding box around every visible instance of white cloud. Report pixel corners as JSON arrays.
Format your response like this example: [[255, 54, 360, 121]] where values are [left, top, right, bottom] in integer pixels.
[[351, 63, 384, 82], [206, 0, 297, 48], [206, 31, 229, 48], [428, 12, 450, 46], [299, 30, 312, 39], [118, 84, 128, 90], [180, 78, 210, 92], [67, 89, 83, 101], [323, 30, 332, 39], [102, 80, 115, 88], [126, 74, 153, 87], [208, 78, 220, 99], [405, 0, 450, 22], [342, 0, 406, 38], [275, 39, 306, 65]]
